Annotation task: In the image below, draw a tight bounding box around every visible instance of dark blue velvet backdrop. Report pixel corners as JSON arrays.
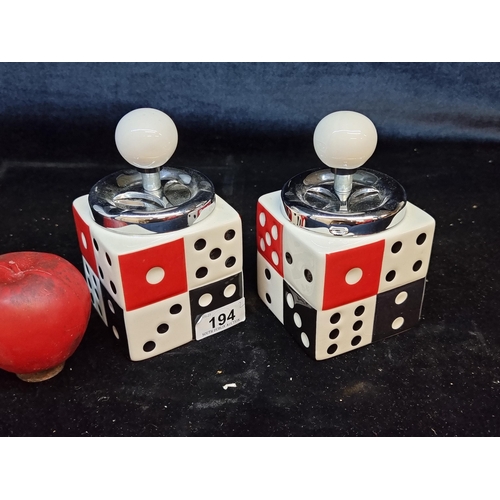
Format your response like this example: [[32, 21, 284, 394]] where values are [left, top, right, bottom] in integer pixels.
[[2, 62, 500, 438], [0, 63, 499, 162]]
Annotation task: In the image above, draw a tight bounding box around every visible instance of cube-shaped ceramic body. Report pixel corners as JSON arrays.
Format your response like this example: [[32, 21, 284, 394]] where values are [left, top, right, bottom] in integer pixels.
[[73, 194, 245, 361], [256, 191, 435, 360]]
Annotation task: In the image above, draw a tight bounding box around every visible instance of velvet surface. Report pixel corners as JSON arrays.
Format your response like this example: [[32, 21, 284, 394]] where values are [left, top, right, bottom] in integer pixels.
[[1, 63, 500, 163], [0, 63, 499, 436]]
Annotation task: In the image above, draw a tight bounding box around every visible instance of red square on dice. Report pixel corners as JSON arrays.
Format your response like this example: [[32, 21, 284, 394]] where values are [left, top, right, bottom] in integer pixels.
[[119, 238, 188, 311], [323, 240, 385, 310], [256, 202, 284, 277]]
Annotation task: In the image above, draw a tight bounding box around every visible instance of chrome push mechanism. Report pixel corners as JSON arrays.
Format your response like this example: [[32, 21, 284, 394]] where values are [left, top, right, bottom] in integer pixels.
[[89, 108, 216, 235], [281, 111, 407, 237]]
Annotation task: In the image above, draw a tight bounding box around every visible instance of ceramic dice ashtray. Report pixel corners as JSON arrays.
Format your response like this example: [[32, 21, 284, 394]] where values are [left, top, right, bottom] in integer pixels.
[[256, 111, 435, 360], [73, 108, 245, 361]]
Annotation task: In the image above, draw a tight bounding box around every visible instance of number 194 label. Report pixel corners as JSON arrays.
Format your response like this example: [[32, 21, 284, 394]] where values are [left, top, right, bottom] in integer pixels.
[[195, 298, 245, 341]]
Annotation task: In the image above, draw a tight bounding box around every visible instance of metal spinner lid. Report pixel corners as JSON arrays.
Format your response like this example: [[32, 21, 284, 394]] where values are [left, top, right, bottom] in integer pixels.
[[281, 111, 407, 237], [88, 108, 216, 235]]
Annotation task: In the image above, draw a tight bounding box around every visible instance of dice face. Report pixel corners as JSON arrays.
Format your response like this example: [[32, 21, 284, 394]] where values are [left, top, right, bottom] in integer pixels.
[[82, 256, 107, 326], [315, 296, 376, 361], [102, 287, 130, 358], [283, 281, 317, 359], [281, 228, 323, 307], [183, 213, 243, 290], [73, 205, 98, 275], [257, 191, 435, 360], [119, 238, 188, 311], [256, 202, 284, 277], [378, 217, 435, 293], [256, 252, 284, 323], [284, 280, 377, 361], [323, 241, 384, 310], [373, 278, 426, 342], [104, 287, 193, 361], [73, 194, 245, 360]]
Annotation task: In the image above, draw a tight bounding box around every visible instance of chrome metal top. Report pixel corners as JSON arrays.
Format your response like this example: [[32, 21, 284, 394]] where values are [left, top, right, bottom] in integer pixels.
[[89, 166, 216, 234], [281, 167, 407, 236]]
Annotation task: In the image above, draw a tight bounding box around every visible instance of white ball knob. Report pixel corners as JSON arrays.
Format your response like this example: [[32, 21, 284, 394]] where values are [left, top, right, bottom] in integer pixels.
[[313, 111, 378, 170], [115, 108, 178, 170]]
